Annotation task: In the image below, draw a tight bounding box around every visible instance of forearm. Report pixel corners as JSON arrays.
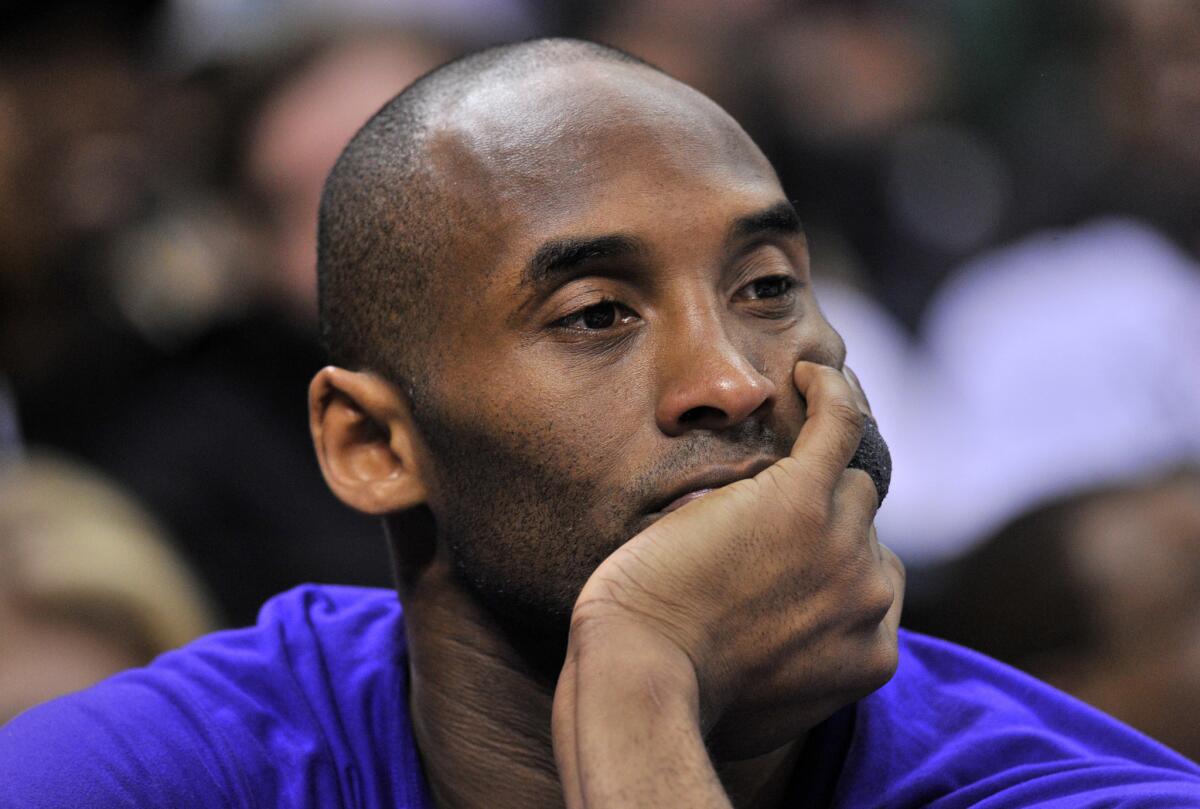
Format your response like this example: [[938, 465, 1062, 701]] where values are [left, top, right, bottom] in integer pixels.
[[553, 617, 731, 809]]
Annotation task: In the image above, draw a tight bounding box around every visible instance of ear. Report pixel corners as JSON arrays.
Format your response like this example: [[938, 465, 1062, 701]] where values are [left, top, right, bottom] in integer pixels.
[[309, 366, 429, 515]]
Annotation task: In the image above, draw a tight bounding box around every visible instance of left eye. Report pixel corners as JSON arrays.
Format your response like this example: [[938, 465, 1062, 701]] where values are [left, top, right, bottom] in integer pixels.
[[741, 276, 795, 300]]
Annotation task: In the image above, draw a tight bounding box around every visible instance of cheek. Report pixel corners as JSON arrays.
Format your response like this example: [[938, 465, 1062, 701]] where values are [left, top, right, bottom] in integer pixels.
[[455, 358, 646, 488], [744, 311, 836, 376], [738, 294, 843, 380], [794, 306, 845, 368], [534, 335, 657, 415], [742, 315, 840, 432]]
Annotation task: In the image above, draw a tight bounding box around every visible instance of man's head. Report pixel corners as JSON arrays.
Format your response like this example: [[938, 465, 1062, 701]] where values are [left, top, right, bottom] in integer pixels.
[[310, 38, 848, 624]]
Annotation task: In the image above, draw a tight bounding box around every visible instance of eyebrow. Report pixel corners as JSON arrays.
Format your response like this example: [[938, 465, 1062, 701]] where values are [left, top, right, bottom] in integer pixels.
[[726, 201, 804, 247], [520, 200, 804, 289], [523, 233, 646, 288]]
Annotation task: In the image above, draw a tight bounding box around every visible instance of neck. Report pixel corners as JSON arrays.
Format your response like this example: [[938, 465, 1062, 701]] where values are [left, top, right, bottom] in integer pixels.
[[402, 556, 804, 809], [404, 558, 562, 809]]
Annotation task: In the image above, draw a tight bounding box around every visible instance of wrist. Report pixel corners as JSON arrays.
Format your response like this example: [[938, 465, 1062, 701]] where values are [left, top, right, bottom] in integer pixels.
[[567, 604, 702, 718], [557, 609, 729, 808]]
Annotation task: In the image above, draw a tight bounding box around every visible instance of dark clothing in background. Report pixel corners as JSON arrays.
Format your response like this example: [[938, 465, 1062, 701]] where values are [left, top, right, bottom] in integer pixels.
[[19, 308, 390, 626]]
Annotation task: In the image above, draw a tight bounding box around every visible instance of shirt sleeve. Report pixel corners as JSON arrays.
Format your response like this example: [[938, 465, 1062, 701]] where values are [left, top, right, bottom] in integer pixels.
[[0, 586, 426, 809], [0, 670, 245, 809], [832, 630, 1200, 808]]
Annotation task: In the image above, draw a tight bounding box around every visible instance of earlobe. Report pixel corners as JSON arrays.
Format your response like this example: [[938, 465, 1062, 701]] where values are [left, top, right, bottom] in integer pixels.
[[309, 366, 429, 515]]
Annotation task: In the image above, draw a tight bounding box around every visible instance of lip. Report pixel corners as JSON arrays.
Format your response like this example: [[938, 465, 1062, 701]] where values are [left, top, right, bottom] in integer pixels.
[[647, 456, 778, 517]]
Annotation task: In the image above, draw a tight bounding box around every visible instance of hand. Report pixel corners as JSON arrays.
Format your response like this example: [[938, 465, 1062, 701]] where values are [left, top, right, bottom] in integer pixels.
[[552, 362, 904, 807]]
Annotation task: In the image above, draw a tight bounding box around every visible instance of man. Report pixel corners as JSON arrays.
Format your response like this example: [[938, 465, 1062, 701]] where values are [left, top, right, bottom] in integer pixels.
[[2, 38, 1198, 808]]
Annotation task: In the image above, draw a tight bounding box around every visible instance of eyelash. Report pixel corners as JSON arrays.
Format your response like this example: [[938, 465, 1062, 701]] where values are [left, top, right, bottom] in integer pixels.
[[739, 275, 798, 303], [551, 274, 799, 334], [551, 296, 636, 333]]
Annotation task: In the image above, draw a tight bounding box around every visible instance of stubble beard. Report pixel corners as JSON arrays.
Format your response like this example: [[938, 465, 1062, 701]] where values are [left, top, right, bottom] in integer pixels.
[[413, 399, 788, 636], [413, 404, 635, 634]]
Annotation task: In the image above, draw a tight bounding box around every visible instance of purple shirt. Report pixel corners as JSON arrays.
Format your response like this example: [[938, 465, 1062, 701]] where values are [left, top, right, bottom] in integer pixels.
[[3, 584, 1198, 807]]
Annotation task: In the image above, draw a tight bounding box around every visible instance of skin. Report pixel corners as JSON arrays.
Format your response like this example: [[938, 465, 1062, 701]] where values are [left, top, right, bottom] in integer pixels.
[[310, 59, 903, 808]]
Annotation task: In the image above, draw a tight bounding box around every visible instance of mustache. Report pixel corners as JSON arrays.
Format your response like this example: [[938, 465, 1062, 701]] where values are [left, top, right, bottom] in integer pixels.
[[626, 419, 788, 512], [627, 413, 892, 512]]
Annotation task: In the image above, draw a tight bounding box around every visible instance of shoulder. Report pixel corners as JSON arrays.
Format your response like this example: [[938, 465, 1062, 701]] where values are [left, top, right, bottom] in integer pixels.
[[831, 629, 1200, 808], [0, 585, 431, 809]]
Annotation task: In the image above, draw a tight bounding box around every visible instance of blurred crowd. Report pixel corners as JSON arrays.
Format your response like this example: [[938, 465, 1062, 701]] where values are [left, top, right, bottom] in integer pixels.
[[1, 0, 1198, 760]]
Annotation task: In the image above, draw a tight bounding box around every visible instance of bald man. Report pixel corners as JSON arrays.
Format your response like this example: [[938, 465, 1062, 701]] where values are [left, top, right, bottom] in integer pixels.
[[3, 39, 1198, 809]]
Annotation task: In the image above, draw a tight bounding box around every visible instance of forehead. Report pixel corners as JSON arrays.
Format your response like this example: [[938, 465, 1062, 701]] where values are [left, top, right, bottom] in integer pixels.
[[425, 61, 784, 270]]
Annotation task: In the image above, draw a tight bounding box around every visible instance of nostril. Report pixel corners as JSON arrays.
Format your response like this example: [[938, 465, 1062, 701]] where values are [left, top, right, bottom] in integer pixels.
[[679, 405, 727, 425]]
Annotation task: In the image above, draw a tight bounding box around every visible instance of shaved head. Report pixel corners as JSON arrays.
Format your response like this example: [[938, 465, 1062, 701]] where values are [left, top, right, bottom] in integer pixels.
[[317, 38, 652, 400]]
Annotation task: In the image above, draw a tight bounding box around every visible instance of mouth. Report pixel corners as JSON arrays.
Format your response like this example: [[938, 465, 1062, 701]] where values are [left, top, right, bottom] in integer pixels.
[[646, 456, 778, 518]]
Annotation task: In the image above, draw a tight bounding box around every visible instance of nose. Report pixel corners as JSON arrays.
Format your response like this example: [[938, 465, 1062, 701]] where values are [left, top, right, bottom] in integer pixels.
[[654, 316, 777, 437]]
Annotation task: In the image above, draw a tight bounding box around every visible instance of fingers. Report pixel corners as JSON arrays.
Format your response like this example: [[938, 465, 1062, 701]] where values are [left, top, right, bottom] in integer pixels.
[[822, 363, 891, 507], [788, 362, 867, 481], [552, 654, 585, 809], [842, 365, 873, 418], [847, 415, 892, 507], [833, 469, 883, 532], [879, 543, 906, 636]]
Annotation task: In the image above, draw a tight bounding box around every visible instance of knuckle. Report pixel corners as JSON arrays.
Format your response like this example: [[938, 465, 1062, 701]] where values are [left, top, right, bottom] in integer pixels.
[[843, 365, 873, 412], [860, 567, 897, 626], [763, 460, 833, 525], [800, 499, 835, 535], [756, 463, 798, 502], [838, 547, 896, 625], [865, 628, 900, 687], [805, 363, 841, 399], [842, 364, 861, 390], [881, 545, 906, 586], [815, 363, 843, 384], [567, 597, 629, 646], [828, 397, 867, 436], [842, 625, 900, 701], [843, 468, 880, 510]]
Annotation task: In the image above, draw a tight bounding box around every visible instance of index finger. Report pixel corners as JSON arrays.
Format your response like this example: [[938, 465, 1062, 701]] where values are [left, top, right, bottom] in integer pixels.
[[788, 362, 867, 480], [843, 365, 874, 418]]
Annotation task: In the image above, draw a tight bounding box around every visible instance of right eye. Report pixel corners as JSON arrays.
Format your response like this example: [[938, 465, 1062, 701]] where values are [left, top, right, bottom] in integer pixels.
[[555, 300, 638, 331]]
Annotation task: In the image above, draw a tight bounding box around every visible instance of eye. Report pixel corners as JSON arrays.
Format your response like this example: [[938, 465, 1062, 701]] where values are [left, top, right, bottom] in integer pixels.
[[739, 275, 796, 300], [555, 299, 637, 331]]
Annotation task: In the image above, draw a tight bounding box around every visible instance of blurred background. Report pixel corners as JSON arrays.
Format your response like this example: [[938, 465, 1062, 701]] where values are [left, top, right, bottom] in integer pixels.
[[1, 0, 1198, 759]]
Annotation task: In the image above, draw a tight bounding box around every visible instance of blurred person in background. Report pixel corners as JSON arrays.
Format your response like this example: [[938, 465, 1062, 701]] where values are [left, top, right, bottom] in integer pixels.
[[0, 451, 217, 723], [0, 1, 493, 625], [81, 29, 455, 627], [895, 217, 1200, 562], [242, 32, 455, 325], [886, 0, 1200, 764], [898, 217, 1200, 758], [1096, 0, 1200, 258], [0, 8, 161, 452], [889, 0, 1200, 555], [908, 468, 1200, 762]]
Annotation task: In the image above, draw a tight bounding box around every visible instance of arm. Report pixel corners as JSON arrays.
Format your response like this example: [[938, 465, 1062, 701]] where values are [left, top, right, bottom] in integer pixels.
[[554, 613, 730, 809]]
